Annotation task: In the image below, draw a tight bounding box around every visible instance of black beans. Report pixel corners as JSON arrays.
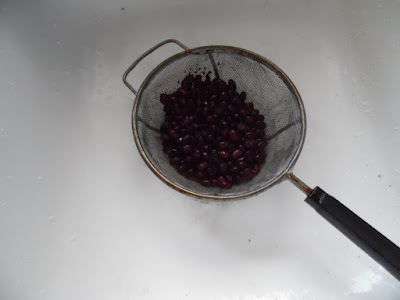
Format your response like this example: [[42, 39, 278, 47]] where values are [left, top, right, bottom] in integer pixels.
[[253, 164, 261, 175], [218, 150, 230, 159], [228, 129, 240, 142], [230, 165, 239, 174], [183, 144, 193, 154], [220, 91, 228, 100], [170, 157, 181, 166], [184, 156, 193, 164], [244, 150, 255, 163], [218, 176, 232, 189], [228, 79, 236, 91], [218, 141, 229, 149], [243, 168, 253, 179], [237, 122, 246, 132], [198, 161, 208, 171], [177, 165, 186, 174], [245, 115, 256, 126], [238, 160, 248, 170], [244, 139, 257, 149], [201, 179, 211, 186], [193, 149, 201, 160], [257, 120, 266, 129], [160, 93, 168, 104], [219, 163, 228, 174], [169, 129, 179, 140], [231, 149, 243, 159], [160, 75, 267, 189]]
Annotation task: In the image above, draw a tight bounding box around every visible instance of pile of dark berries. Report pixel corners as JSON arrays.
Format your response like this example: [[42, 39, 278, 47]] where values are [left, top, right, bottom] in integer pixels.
[[160, 74, 267, 189]]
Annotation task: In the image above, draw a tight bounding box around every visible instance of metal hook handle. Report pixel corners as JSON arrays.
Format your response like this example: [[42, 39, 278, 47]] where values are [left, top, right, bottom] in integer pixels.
[[122, 39, 189, 95]]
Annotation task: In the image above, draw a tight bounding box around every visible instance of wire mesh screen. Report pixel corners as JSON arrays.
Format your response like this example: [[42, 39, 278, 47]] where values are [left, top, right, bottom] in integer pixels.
[[134, 47, 305, 198]]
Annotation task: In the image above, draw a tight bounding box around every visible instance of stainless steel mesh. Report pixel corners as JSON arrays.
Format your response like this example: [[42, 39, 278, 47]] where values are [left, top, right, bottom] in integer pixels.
[[133, 46, 306, 199]]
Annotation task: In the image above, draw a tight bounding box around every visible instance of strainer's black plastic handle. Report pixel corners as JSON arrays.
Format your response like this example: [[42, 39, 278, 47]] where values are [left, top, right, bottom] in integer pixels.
[[123, 39, 189, 95], [306, 187, 400, 281]]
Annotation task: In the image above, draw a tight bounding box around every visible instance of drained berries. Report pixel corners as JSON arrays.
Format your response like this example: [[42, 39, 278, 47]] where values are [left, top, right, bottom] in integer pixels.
[[160, 74, 267, 189]]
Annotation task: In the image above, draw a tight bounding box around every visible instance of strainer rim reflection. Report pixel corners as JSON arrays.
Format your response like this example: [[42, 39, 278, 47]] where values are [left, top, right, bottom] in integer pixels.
[[131, 45, 306, 199]]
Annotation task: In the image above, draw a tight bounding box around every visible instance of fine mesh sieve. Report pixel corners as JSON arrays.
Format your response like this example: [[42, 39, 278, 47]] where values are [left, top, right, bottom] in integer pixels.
[[123, 39, 400, 281], [123, 40, 305, 199]]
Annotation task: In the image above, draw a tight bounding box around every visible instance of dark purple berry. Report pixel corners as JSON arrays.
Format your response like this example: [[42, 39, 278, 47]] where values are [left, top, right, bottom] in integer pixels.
[[218, 150, 230, 159], [177, 165, 186, 174], [237, 122, 246, 132], [198, 161, 208, 171], [228, 79, 236, 91], [201, 179, 211, 186], [160, 75, 267, 189], [253, 164, 261, 175], [183, 144, 193, 153], [169, 129, 179, 140], [219, 163, 228, 174], [218, 176, 232, 189], [171, 157, 181, 166], [228, 129, 240, 142], [243, 168, 253, 179], [256, 121, 266, 129], [231, 149, 243, 159], [245, 139, 257, 149], [218, 141, 229, 149]]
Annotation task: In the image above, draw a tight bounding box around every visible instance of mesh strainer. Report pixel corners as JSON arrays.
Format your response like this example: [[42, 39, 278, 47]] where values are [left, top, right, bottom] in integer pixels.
[[123, 39, 400, 280]]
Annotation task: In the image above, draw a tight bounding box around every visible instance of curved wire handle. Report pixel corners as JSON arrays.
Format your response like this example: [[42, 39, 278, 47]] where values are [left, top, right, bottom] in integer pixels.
[[122, 39, 189, 95]]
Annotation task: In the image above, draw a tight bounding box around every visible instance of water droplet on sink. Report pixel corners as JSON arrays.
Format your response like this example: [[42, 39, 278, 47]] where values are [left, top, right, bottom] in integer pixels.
[[47, 215, 55, 222], [37, 175, 44, 182], [56, 40, 61, 46]]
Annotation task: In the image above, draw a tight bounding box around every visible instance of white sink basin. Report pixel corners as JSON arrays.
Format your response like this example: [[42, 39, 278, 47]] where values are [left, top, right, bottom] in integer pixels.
[[1, 0, 399, 299]]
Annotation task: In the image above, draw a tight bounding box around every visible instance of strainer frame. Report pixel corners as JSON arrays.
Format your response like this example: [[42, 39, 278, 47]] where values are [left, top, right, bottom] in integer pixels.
[[123, 40, 400, 281], [123, 39, 307, 199]]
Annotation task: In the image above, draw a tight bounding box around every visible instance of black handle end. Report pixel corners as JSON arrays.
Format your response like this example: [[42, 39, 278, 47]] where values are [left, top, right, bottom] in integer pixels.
[[305, 187, 400, 281]]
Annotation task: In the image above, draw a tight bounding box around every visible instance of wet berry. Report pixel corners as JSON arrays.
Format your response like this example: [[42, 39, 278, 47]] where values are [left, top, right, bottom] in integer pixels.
[[160, 75, 267, 189]]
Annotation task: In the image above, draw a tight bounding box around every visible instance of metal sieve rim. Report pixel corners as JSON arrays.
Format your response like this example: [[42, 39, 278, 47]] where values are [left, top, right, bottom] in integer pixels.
[[131, 45, 307, 200]]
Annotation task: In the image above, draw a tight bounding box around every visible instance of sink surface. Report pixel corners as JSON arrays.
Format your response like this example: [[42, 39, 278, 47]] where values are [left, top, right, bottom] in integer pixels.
[[1, 0, 400, 299]]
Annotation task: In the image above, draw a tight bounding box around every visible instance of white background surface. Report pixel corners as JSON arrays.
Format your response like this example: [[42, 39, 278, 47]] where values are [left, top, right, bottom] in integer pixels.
[[1, 0, 400, 299]]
